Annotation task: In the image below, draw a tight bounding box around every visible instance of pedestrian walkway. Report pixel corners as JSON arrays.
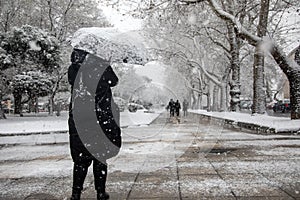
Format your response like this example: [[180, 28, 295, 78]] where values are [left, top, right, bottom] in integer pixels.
[[0, 112, 299, 199]]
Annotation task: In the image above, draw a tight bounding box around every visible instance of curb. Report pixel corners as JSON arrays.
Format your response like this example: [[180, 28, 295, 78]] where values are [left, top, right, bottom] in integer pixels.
[[189, 112, 300, 135]]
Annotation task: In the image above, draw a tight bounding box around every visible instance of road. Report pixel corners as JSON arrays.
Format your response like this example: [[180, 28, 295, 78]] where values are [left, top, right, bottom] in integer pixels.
[[0, 112, 299, 199]]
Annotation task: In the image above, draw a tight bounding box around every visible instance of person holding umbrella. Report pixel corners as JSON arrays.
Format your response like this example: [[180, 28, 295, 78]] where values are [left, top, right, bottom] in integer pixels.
[[68, 28, 148, 200]]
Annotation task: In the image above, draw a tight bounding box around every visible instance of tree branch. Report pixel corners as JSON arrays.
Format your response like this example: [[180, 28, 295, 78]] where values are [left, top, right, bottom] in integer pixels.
[[179, 0, 205, 4], [204, 27, 230, 54], [207, 0, 261, 46]]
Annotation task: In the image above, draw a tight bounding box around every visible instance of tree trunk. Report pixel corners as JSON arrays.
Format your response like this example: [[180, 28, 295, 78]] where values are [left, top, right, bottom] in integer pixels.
[[270, 45, 300, 119], [206, 93, 211, 112], [289, 70, 300, 119], [206, 83, 211, 112], [29, 98, 35, 113], [196, 90, 199, 109], [34, 96, 39, 113], [191, 92, 197, 109], [265, 79, 273, 102], [56, 101, 61, 116], [220, 82, 227, 112], [291, 46, 300, 119], [252, 0, 269, 114], [0, 92, 6, 119], [0, 75, 7, 119], [14, 93, 22, 114], [212, 85, 219, 111], [48, 96, 54, 115], [227, 18, 241, 112], [252, 45, 266, 114], [198, 92, 203, 109]]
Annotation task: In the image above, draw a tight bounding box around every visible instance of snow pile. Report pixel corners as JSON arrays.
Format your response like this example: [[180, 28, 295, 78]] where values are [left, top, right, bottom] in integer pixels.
[[190, 109, 300, 133]]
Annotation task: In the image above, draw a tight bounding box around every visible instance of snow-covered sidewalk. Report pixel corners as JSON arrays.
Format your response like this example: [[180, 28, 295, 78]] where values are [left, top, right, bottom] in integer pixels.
[[0, 112, 299, 199], [0, 110, 163, 135], [190, 109, 300, 134]]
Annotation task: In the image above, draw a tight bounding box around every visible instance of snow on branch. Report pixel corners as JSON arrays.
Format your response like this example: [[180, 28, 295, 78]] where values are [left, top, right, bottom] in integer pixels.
[[208, 0, 261, 45], [179, 0, 205, 4]]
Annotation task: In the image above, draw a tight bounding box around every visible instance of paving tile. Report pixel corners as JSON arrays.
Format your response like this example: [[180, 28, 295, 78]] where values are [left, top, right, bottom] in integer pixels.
[[222, 173, 292, 197], [136, 174, 177, 184], [178, 161, 217, 175], [108, 171, 138, 183], [179, 174, 233, 197], [130, 198, 180, 200], [129, 182, 179, 198], [210, 160, 261, 174], [182, 197, 235, 200], [236, 197, 294, 200]]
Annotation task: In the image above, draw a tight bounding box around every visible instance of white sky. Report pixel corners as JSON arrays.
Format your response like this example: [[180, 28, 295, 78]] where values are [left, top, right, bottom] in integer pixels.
[[101, 5, 167, 85], [135, 61, 166, 84], [101, 5, 143, 32]]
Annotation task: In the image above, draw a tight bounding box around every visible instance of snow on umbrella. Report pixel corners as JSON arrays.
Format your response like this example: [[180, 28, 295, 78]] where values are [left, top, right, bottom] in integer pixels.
[[70, 27, 148, 65]]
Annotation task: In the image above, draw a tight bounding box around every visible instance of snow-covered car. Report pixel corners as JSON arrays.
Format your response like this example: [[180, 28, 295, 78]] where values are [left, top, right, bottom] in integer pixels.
[[128, 103, 147, 112], [240, 99, 252, 110]]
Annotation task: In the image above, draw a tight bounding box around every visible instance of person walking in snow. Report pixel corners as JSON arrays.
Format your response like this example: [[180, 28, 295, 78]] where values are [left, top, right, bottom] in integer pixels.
[[182, 99, 189, 117], [174, 100, 181, 117], [168, 99, 175, 117], [68, 48, 121, 200]]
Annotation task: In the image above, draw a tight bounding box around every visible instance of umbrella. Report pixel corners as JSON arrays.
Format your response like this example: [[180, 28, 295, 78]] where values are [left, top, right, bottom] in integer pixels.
[[70, 27, 149, 65]]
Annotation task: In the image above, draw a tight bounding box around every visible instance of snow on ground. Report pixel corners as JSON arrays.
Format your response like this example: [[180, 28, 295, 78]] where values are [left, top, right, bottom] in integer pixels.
[[0, 110, 162, 135], [0, 111, 299, 199], [190, 109, 300, 133], [1, 109, 299, 135], [0, 112, 68, 135], [120, 109, 162, 127]]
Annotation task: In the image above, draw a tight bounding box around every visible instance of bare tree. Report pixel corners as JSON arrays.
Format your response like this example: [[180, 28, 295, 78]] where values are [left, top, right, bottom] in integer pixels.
[[206, 0, 300, 119], [103, 0, 300, 119]]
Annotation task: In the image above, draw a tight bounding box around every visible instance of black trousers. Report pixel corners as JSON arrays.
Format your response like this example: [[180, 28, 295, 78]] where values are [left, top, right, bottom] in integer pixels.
[[72, 158, 107, 193], [70, 134, 107, 193]]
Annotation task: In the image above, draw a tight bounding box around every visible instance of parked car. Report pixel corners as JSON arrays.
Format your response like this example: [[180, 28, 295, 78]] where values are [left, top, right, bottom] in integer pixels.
[[273, 99, 290, 113], [128, 102, 147, 112], [240, 99, 252, 110]]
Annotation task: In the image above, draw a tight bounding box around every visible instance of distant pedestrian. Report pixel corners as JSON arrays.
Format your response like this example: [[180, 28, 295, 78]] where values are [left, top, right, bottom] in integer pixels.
[[175, 100, 181, 117], [183, 99, 189, 117], [168, 99, 175, 117]]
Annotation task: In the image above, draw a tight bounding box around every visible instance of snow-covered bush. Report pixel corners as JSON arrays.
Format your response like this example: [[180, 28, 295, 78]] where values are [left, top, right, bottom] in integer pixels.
[[0, 25, 61, 114], [0, 25, 60, 72]]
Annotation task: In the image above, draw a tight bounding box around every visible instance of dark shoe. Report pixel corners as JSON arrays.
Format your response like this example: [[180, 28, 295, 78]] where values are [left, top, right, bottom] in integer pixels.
[[97, 192, 109, 200], [70, 190, 81, 200]]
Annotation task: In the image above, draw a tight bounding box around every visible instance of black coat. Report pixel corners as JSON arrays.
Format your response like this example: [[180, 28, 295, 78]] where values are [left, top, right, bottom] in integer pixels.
[[68, 49, 121, 162]]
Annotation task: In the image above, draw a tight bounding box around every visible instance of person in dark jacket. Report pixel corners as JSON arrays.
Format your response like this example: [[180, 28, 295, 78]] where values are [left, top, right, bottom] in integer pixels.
[[168, 99, 175, 117], [174, 100, 181, 117], [68, 48, 121, 200]]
